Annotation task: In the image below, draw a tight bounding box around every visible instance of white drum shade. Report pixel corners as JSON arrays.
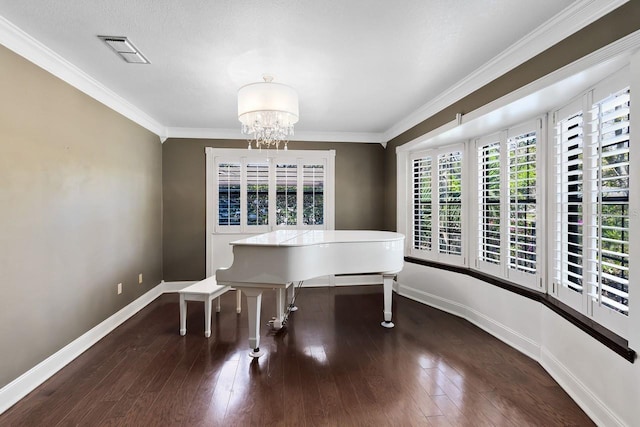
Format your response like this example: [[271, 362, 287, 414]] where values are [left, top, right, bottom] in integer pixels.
[[237, 80, 299, 126]]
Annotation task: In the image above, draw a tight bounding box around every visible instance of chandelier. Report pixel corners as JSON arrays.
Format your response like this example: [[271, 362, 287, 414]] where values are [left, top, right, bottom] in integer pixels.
[[237, 75, 299, 150]]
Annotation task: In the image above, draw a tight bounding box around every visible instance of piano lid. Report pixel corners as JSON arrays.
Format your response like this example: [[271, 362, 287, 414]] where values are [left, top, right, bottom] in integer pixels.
[[229, 230, 404, 247]]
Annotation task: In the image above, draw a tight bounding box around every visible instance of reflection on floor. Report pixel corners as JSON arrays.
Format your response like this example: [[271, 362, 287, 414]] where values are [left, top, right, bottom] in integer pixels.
[[1, 286, 594, 426]]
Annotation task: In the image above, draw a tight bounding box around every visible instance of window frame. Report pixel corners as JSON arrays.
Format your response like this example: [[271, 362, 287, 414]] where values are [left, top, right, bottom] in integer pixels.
[[505, 121, 543, 289], [409, 144, 466, 267], [471, 119, 544, 291], [206, 148, 335, 235], [475, 132, 505, 278], [551, 66, 631, 337]]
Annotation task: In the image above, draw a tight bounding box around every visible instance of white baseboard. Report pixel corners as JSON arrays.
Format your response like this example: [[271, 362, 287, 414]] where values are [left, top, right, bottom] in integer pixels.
[[161, 280, 197, 292], [540, 347, 624, 427], [0, 283, 164, 415], [398, 283, 540, 360], [397, 281, 625, 427]]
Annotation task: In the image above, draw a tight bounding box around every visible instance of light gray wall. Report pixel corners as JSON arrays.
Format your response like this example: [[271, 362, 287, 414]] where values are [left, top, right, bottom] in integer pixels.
[[162, 139, 386, 281], [383, 1, 640, 232], [0, 45, 163, 388]]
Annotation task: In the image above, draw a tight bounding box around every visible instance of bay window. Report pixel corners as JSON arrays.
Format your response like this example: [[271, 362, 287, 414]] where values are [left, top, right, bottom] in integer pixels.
[[401, 54, 637, 351]]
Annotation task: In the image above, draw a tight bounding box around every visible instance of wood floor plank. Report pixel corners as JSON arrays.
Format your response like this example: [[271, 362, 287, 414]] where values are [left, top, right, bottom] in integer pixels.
[[181, 340, 232, 426], [141, 336, 207, 425], [197, 358, 239, 426]]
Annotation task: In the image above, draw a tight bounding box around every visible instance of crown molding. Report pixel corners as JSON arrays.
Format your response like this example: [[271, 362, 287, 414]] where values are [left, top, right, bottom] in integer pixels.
[[383, 0, 630, 142], [165, 127, 386, 146], [0, 15, 167, 139], [294, 130, 386, 145], [165, 127, 244, 140]]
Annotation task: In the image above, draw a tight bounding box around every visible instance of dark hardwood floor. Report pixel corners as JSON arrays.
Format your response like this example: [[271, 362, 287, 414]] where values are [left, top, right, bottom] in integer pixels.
[[1, 286, 594, 426]]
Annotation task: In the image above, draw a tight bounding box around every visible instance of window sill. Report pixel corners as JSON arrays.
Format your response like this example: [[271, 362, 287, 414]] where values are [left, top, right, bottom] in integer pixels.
[[404, 256, 636, 363]]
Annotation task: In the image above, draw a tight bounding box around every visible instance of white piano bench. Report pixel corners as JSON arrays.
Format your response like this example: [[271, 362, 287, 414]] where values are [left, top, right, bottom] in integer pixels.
[[178, 275, 242, 338]]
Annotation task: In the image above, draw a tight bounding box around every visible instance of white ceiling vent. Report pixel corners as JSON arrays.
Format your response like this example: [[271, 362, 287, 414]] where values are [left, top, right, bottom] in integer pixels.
[[98, 36, 150, 64]]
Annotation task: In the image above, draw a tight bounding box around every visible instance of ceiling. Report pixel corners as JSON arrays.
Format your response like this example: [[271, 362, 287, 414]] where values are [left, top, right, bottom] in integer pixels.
[[0, 1, 621, 143]]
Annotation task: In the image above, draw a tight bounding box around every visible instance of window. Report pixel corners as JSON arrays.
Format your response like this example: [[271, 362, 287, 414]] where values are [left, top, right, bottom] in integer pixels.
[[413, 156, 433, 251], [477, 139, 501, 267], [246, 161, 269, 226], [217, 162, 241, 226], [410, 146, 465, 265], [507, 130, 538, 280], [275, 163, 297, 225], [206, 148, 335, 234], [592, 88, 630, 316], [438, 151, 463, 256], [473, 122, 541, 288], [554, 104, 585, 307], [302, 164, 325, 225], [553, 69, 630, 336]]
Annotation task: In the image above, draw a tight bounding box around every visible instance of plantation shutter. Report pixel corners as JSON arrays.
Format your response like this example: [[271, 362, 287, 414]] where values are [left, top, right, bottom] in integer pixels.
[[302, 164, 325, 226], [438, 151, 463, 256], [554, 106, 586, 306], [508, 130, 538, 277], [590, 87, 630, 315], [210, 149, 334, 237], [246, 161, 270, 226], [413, 156, 433, 251], [275, 163, 297, 226], [477, 141, 501, 265], [217, 162, 241, 226]]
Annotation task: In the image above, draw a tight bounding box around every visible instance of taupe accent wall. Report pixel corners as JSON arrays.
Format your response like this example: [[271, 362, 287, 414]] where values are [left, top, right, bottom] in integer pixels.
[[163, 139, 385, 281], [383, 1, 640, 232], [0, 45, 163, 388]]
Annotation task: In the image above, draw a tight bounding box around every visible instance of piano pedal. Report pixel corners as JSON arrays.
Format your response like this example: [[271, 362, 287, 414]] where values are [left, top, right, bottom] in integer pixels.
[[267, 317, 286, 330]]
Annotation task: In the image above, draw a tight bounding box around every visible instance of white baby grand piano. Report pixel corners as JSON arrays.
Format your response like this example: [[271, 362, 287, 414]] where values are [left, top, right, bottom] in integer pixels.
[[216, 230, 405, 357]]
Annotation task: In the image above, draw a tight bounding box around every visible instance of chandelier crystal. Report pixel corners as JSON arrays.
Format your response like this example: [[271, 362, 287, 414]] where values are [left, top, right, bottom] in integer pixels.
[[237, 75, 299, 150]]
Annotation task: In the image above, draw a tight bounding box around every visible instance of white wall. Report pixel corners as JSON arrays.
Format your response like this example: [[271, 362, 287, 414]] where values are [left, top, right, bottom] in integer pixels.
[[398, 262, 639, 427]]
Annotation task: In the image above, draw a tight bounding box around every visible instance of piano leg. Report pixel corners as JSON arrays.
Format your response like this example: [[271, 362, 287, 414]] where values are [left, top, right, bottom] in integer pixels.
[[236, 289, 242, 313], [242, 288, 265, 357], [179, 293, 187, 336], [274, 288, 286, 329], [381, 274, 395, 328]]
